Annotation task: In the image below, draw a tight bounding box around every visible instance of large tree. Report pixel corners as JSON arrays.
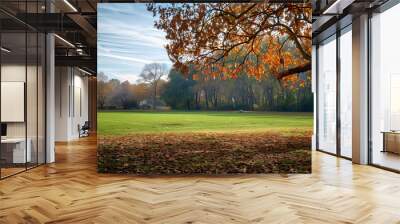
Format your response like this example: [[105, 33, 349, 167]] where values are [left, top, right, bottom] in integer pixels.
[[112, 81, 137, 109], [139, 63, 168, 109], [97, 72, 112, 109], [162, 68, 196, 110], [147, 3, 311, 80]]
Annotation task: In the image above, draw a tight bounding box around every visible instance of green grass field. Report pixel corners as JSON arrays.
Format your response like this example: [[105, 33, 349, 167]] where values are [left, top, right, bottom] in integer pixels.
[[98, 111, 313, 136]]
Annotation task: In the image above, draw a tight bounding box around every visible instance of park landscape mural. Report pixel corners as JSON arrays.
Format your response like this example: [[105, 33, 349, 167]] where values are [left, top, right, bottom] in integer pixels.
[[97, 2, 313, 174]]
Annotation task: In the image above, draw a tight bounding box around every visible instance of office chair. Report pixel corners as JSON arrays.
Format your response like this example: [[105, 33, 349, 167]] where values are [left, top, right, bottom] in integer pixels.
[[79, 121, 90, 138]]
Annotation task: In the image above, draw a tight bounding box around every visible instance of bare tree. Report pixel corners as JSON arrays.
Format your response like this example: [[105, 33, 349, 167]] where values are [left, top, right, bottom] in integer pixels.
[[139, 63, 168, 109], [97, 72, 110, 109]]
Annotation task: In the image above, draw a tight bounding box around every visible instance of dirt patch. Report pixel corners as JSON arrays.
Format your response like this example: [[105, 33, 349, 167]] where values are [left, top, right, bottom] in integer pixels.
[[98, 132, 311, 174]]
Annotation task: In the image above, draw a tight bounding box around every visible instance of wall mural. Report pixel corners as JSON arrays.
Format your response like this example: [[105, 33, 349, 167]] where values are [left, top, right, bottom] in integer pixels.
[[97, 2, 313, 174]]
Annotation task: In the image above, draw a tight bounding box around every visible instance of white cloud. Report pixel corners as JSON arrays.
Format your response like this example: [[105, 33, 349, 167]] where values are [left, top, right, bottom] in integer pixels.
[[97, 4, 172, 83], [99, 25, 167, 49], [101, 53, 152, 64], [100, 52, 171, 65], [116, 73, 140, 83]]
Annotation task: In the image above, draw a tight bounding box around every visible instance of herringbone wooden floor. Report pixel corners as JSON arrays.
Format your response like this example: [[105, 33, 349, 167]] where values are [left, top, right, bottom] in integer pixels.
[[1, 136, 400, 224]]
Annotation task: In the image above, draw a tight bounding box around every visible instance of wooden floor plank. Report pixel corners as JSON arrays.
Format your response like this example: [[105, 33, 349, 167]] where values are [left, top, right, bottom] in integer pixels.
[[0, 136, 400, 223]]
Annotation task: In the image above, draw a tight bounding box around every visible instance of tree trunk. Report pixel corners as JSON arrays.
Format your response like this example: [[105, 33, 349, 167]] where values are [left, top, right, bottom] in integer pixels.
[[153, 82, 158, 110], [205, 89, 209, 109], [99, 100, 105, 109], [195, 91, 200, 110], [186, 99, 191, 110]]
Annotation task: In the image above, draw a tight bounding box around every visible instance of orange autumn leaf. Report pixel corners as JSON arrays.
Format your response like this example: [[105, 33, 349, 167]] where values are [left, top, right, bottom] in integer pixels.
[[148, 2, 311, 84]]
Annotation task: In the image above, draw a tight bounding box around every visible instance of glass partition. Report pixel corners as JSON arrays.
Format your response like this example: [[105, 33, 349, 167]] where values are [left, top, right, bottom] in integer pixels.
[[1, 31, 28, 177], [27, 31, 38, 169], [0, 2, 46, 179], [317, 35, 337, 154], [339, 27, 352, 158], [38, 32, 46, 165]]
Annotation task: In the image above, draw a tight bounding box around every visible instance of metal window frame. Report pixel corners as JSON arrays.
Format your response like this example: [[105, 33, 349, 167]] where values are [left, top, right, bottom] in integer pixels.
[[336, 27, 341, 157], [315, 23, 353, 162], [315, 0, 400, 172]]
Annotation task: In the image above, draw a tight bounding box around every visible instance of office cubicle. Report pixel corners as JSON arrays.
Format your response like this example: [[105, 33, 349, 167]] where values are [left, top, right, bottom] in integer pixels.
[[0, 1, 46, 179]]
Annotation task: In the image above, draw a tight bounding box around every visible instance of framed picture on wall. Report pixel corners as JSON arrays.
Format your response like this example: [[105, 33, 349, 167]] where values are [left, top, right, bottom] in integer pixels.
[[1, 81, 25, 122]]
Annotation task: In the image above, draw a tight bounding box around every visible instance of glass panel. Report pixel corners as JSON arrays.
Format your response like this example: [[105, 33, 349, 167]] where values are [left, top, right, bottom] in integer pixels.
[[38, 33, 45, 165], [26, 0, 40, 169], [340, 28, 352, 158], [1, 31, 27, 177], [318, 36, 337, 154], [27, 31, 38, 169], [0, 1, 46, 179], [371, 4, 400, 171]]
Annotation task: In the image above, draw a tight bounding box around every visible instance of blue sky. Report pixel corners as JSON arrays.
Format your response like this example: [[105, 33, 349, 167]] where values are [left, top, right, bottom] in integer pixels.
[[97, 4, 171, 83]]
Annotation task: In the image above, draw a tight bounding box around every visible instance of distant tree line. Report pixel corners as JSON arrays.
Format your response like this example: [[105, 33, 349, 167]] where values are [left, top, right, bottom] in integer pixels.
[[98, 64, 312, 112], [162, 68, 312, 112], [97, 73, 165, 110]]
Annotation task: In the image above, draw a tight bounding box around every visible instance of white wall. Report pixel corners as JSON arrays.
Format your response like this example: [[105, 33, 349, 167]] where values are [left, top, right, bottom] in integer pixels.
[[1, 65, 42, 138], [72, 72, 89, 138], [55, 67, 70, 141], [1, 63, 46, 164], [55, 67, 89, 141]]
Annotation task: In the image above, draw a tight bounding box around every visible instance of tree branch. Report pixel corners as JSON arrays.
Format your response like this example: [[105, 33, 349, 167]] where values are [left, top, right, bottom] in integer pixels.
[[276, 62, 311, 80]]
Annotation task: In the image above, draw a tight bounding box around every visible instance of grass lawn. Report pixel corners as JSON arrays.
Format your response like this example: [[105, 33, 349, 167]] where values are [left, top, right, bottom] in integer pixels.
[[98, 111, 313, 174], [98, 111, 313, 136]]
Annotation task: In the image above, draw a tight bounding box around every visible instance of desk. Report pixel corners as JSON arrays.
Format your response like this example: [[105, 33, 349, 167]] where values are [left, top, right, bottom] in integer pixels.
[[382, 131, 400, 154], [1, 138, 31, 163]]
